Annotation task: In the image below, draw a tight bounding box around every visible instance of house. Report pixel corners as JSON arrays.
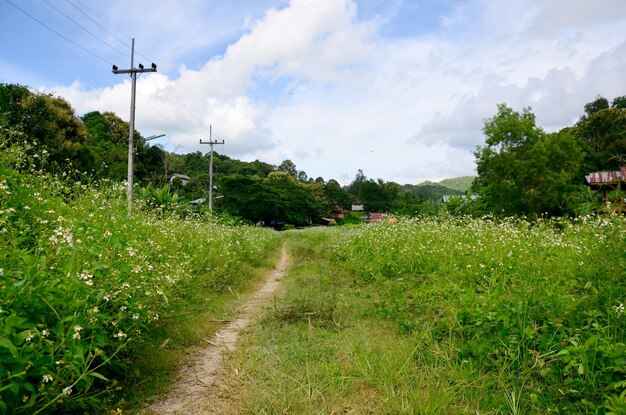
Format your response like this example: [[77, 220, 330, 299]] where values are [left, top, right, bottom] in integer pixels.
[[169, 173, 190, 186], [367, 212, 386, 222], [330, 206, 347, 219], [585, 167, 626, 203], [190, 198, 206, 206]]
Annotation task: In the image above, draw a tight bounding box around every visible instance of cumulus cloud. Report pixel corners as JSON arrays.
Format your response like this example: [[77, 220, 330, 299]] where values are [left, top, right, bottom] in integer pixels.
[[42, 0, 626, 184], [414, 40, 626, 153]]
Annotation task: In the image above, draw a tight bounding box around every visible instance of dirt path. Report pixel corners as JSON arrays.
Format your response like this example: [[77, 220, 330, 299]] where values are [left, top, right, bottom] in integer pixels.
[[144, 245, 288, 414]]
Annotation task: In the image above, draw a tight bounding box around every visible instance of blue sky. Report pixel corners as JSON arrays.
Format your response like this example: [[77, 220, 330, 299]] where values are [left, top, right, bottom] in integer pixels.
[[1, 0, 626, 184]]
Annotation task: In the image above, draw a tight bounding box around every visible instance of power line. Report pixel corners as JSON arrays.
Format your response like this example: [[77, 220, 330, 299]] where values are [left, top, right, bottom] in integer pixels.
[[137, 89, 190, 134], [147, 76, 204, 131], [43, 0, 129, 59], [6, 0, 209, 143], [65, 0, 207, 134], [65, 0, 130, 50], [64, 0, 204, 131], [4, 0, 113, 65], [164, 82, 206, 127], [69, 0, 153, 63]]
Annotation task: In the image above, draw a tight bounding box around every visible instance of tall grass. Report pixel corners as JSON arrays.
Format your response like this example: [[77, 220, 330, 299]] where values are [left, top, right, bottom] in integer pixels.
[[231, 216, 625, 414], [0, 136, 280, 414]]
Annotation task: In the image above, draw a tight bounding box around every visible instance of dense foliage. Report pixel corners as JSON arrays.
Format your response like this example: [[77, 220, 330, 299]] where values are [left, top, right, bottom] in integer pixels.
[[473, 99, 625, 217], [0, 134, 279, 414]]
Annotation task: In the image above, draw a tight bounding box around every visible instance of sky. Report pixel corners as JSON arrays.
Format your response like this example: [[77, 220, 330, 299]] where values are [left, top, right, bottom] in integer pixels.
[[1, 0, 626, 184]]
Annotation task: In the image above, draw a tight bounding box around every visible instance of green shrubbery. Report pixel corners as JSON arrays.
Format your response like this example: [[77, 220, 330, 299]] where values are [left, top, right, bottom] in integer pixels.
[[328, 215, 625, 412], [0, 135, 279, 414]]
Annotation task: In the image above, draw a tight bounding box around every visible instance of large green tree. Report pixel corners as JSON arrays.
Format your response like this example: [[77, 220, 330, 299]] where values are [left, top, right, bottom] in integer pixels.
[[1, 83, 91, 171], [573, 96, 626, 171], [474, 104, 584, 216], [218, 172, 329, 225]]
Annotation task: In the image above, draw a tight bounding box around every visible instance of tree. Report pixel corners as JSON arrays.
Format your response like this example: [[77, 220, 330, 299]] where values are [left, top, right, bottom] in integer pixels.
[[217, 172, 328, 226], [82, 111, 128, 179], [277, 159, 298, 177], [324, 179, 352, 208], [1, 84, 91, 171], [574, 103, 626, 171], [474, 104, 583, 216], [612, 95, 626, 110], [346, 169, 367, 196], [297, 170, 308, 182], [584, 95, 610, 117]]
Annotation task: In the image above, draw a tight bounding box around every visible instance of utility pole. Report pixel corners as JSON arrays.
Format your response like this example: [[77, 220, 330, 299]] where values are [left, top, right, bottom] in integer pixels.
[[199, 125, 224, 211], [112, 38, 157, 215]]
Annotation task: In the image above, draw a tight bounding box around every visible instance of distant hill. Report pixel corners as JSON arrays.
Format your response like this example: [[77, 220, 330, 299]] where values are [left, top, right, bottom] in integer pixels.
[[438, 176, 475, 192], [401, 183, 462, 201], [401, 176, 475, 201]]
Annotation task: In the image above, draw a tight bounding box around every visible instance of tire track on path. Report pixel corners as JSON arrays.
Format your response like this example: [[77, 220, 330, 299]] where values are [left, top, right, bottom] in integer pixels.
[[144, 244, 288, 414]]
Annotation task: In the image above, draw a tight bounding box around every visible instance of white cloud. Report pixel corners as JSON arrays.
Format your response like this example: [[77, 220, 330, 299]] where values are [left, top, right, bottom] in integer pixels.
[[41, 0, 626, 184], [414, 39, 626, 154]]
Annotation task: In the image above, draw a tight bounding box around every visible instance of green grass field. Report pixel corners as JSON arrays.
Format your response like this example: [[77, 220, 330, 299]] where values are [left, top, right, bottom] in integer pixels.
[[229, 217, 625, 414]]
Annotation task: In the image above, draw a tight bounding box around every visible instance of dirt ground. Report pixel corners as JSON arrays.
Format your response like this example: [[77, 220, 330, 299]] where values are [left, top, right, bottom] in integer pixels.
[[141, 245, 288, 415]]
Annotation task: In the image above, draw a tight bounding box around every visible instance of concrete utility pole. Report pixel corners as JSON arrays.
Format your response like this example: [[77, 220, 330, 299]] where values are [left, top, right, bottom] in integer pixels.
[[112, 38, 157, 215], [199, 125, 225, 211]]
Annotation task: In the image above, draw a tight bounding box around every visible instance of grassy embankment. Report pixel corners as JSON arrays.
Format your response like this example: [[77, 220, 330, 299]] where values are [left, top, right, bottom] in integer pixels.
[[0, 138, 281, 414], [228, 217, 625, 414]]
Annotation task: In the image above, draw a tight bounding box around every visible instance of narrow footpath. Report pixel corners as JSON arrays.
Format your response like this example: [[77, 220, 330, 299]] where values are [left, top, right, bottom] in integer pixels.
[[144, 245, 289, 414]]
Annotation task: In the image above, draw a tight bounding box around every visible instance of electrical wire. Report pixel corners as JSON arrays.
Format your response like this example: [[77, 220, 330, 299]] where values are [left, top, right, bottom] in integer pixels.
[[164, 82, 206, 127], [43, 0, 129, 60], [136, 89, 190, 134], [65, 0, 130, 51], [147, 76, 204, 131], [7, 0, 213, 143], [64, 0, 209, 134], [4, 0, 114, 65], [68, 0, 154, 62]]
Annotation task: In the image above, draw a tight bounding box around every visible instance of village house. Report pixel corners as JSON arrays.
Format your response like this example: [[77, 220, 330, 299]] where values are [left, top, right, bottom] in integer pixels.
[[169, 173, 190, 186], [585, 167, 626, 204]]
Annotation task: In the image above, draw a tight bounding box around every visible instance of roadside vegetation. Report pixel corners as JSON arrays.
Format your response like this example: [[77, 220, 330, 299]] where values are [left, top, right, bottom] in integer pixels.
[[231, 217, 625, 414], [0, 136, 279, 414]]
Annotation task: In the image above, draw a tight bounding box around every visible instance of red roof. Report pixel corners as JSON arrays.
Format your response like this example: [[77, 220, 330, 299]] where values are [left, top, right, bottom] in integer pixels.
[[585, 167, 626, 185], [368, 212, 386, 221]]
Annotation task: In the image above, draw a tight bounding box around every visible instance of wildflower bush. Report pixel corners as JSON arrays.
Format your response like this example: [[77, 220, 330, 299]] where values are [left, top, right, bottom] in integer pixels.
[[0, 135, 279, 414], [326, 215, 625, 413]]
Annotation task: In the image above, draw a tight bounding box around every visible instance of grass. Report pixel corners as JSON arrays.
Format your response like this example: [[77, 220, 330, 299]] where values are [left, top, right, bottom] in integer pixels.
[[223, 217, 625, 414], [227, 229, 471, 414]]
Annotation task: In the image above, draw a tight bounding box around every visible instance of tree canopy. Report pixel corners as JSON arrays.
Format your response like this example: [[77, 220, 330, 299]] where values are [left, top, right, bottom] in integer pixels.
[[474, 104, 584, 216]]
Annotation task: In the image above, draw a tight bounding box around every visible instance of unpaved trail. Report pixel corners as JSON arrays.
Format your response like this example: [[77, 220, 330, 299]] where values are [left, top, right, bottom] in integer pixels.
[[144, 245, 288, 415]]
